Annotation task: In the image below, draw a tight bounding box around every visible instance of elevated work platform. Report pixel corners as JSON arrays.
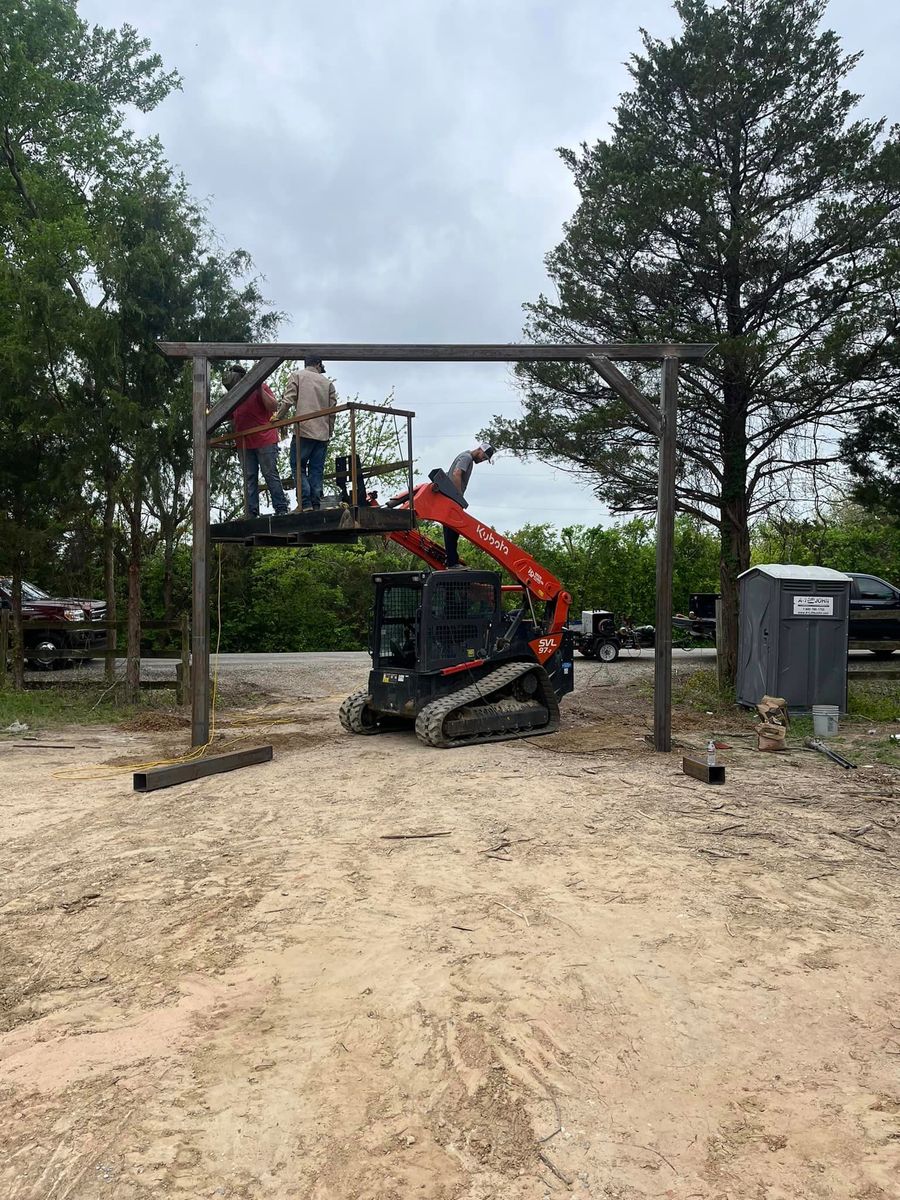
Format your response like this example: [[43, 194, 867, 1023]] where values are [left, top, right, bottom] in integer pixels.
[[209, 504, 415, 547]]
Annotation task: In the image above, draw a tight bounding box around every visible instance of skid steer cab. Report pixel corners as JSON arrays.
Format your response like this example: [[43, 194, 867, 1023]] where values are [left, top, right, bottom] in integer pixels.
[[340, 570, 574, 749]]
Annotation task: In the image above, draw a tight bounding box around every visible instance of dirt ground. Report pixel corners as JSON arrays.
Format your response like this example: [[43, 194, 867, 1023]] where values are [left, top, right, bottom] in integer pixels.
[[0, 657, 898, 1200]]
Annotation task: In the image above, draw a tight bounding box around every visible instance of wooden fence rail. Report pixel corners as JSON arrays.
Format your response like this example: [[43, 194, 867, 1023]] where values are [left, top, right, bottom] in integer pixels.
[[0, 610, 191, 703]]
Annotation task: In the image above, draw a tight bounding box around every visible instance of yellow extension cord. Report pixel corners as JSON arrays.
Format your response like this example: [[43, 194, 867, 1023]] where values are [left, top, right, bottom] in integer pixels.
[[53, 546, 298, 783]]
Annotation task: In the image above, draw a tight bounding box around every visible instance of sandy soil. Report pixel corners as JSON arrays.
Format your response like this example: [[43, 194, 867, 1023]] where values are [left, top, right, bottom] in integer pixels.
[[0, 657, 898, 1199]]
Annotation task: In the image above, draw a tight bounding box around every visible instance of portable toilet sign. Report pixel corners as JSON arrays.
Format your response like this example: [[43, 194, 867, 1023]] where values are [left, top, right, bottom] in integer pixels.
[[736, 565, 851, 713], [792, 594, 835, 616]]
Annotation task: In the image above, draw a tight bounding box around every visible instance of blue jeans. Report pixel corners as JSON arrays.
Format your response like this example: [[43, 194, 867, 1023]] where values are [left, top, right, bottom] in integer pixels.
[[242, 444, 288, 517], [291, 437, 328, 509]]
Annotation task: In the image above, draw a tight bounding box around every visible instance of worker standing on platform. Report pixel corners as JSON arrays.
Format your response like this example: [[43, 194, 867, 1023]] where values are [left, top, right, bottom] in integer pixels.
[[444, 442, 495, 567], [284, 357, 337, 511], [226, 365, 289, 518]]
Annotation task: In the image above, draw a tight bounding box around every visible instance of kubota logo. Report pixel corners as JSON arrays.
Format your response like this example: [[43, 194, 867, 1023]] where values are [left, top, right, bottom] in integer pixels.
[[475, 525, 509, 556]]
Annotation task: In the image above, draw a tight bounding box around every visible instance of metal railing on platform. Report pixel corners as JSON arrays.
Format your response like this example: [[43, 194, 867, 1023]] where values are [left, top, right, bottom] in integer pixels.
[[209, 400, 415, 516]]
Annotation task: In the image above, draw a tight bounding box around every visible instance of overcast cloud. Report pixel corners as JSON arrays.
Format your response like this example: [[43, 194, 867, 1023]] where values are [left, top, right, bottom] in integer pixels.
[[79, 0, 900, 530]]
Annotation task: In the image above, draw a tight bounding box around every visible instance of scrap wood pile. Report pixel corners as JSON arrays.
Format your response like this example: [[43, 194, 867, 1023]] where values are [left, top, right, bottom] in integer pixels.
[[756, 694, 789, 751]]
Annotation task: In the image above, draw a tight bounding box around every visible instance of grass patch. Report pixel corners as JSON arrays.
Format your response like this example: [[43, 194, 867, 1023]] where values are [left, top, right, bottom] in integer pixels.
[[848, 680, 900, 723], [873, 738, 900, 768], [672, 666, 736, 713], [0, 685, 177, 734], [787, 714, 814, 738]]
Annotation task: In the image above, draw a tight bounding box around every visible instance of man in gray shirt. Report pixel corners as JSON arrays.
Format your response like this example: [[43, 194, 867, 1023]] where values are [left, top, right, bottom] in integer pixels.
[[283, 356, 338, 511], [444, 442, 494, 566]]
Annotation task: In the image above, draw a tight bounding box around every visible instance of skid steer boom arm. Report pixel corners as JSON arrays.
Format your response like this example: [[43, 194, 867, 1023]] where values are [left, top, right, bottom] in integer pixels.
[[385, 474, 572, 639]]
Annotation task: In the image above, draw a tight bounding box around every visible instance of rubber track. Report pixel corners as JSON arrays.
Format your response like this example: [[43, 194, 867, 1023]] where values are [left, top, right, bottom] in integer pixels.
[[339, 690, 388, 735], [415, 660, 560, 749]]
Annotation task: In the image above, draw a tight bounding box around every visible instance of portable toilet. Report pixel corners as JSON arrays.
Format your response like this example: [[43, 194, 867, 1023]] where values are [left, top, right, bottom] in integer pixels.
[[736, 565, 851, 712]]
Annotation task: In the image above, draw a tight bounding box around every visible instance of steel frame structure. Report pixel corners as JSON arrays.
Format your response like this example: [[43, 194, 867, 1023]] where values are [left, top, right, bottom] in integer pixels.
[[157, 340, 715, 752]]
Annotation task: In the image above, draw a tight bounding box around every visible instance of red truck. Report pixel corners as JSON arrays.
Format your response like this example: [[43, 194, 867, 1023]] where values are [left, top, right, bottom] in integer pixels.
[[0, 578, 107, 669]]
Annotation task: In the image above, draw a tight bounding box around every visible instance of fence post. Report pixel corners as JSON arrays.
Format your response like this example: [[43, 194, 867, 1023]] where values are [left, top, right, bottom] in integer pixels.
[[178, 612, 191, 706], [105, 619, 116, 685], [12, 610, 24, 690], [0, 610, 8, 689]]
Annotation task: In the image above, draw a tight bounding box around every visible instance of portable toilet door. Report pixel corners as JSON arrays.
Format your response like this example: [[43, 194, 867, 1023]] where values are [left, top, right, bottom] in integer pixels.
[[737, 565, 851, 712], [736, 569, 776, 707], [775, 567, 851, 711]]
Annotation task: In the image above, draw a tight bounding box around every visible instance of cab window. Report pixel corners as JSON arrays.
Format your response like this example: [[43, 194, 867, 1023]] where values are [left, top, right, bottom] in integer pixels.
[[855, 576, 895, 601]]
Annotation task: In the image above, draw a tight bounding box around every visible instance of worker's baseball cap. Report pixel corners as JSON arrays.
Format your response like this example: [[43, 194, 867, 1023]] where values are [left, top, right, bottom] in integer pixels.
[[223, 363, 247, 388], [479, 442, 496, 462]]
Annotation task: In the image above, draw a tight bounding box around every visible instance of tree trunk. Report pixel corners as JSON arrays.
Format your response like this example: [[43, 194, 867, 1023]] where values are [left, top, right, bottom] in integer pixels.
[[718, 504, 750, 691], [162, 523, 175, 625], [11, 556, 25, 691], [718, 382, 751, 690], [102, 470, 118, 683], [717, 131, 750, 691], [125, 467, 142, 705]]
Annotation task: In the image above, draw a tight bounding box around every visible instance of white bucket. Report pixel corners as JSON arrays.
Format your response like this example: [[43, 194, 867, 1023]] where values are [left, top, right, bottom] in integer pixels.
[[812, 705, 839, 737]]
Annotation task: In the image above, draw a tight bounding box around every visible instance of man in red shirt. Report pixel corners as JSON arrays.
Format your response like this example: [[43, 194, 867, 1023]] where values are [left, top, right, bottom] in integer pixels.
[[225, 365, 289, 518]]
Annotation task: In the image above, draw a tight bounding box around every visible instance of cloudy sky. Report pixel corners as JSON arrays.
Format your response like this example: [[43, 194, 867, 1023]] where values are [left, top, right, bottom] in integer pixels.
[[80, 0, 899, 530]]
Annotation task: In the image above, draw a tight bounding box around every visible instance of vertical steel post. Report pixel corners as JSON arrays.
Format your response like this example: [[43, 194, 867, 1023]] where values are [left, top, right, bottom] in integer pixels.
[[653, 356, 679, 751], [349, 406, 358, 507], [191, 356, 210, 746], [406, 414, 414, 517]]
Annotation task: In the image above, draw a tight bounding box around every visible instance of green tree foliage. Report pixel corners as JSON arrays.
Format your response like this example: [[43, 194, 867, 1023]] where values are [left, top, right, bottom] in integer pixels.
[[841, 403, 900, 520], [91, 147, 277, 635], [752, 504, 900, 583], [1, 0, 178, 679], [1, 0, 277, 689], [0, 0, 179, 307], [479, 518, 720, 622], [0, 0, 179, 684], [132, 516, 721, 652], [486, 0, 900, 684]]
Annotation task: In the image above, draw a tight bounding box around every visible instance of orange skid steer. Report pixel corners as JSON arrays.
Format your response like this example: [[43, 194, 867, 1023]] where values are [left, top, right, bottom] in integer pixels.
[[339, 470, 574, 748]]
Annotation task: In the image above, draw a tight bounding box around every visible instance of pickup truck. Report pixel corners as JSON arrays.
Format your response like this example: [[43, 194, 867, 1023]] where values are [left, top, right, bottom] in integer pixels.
[[0, 578, 107, 668], [847, 572, 900, 658]]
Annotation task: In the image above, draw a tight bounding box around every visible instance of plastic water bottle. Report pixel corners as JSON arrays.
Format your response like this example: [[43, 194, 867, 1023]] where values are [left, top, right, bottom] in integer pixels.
[[706, 739, 717, 767]]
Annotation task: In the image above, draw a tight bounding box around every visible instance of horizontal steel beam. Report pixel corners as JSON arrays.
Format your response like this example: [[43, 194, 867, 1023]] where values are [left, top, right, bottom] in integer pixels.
[[158, 341, 716, 362], [134, 745, 274, 792]]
